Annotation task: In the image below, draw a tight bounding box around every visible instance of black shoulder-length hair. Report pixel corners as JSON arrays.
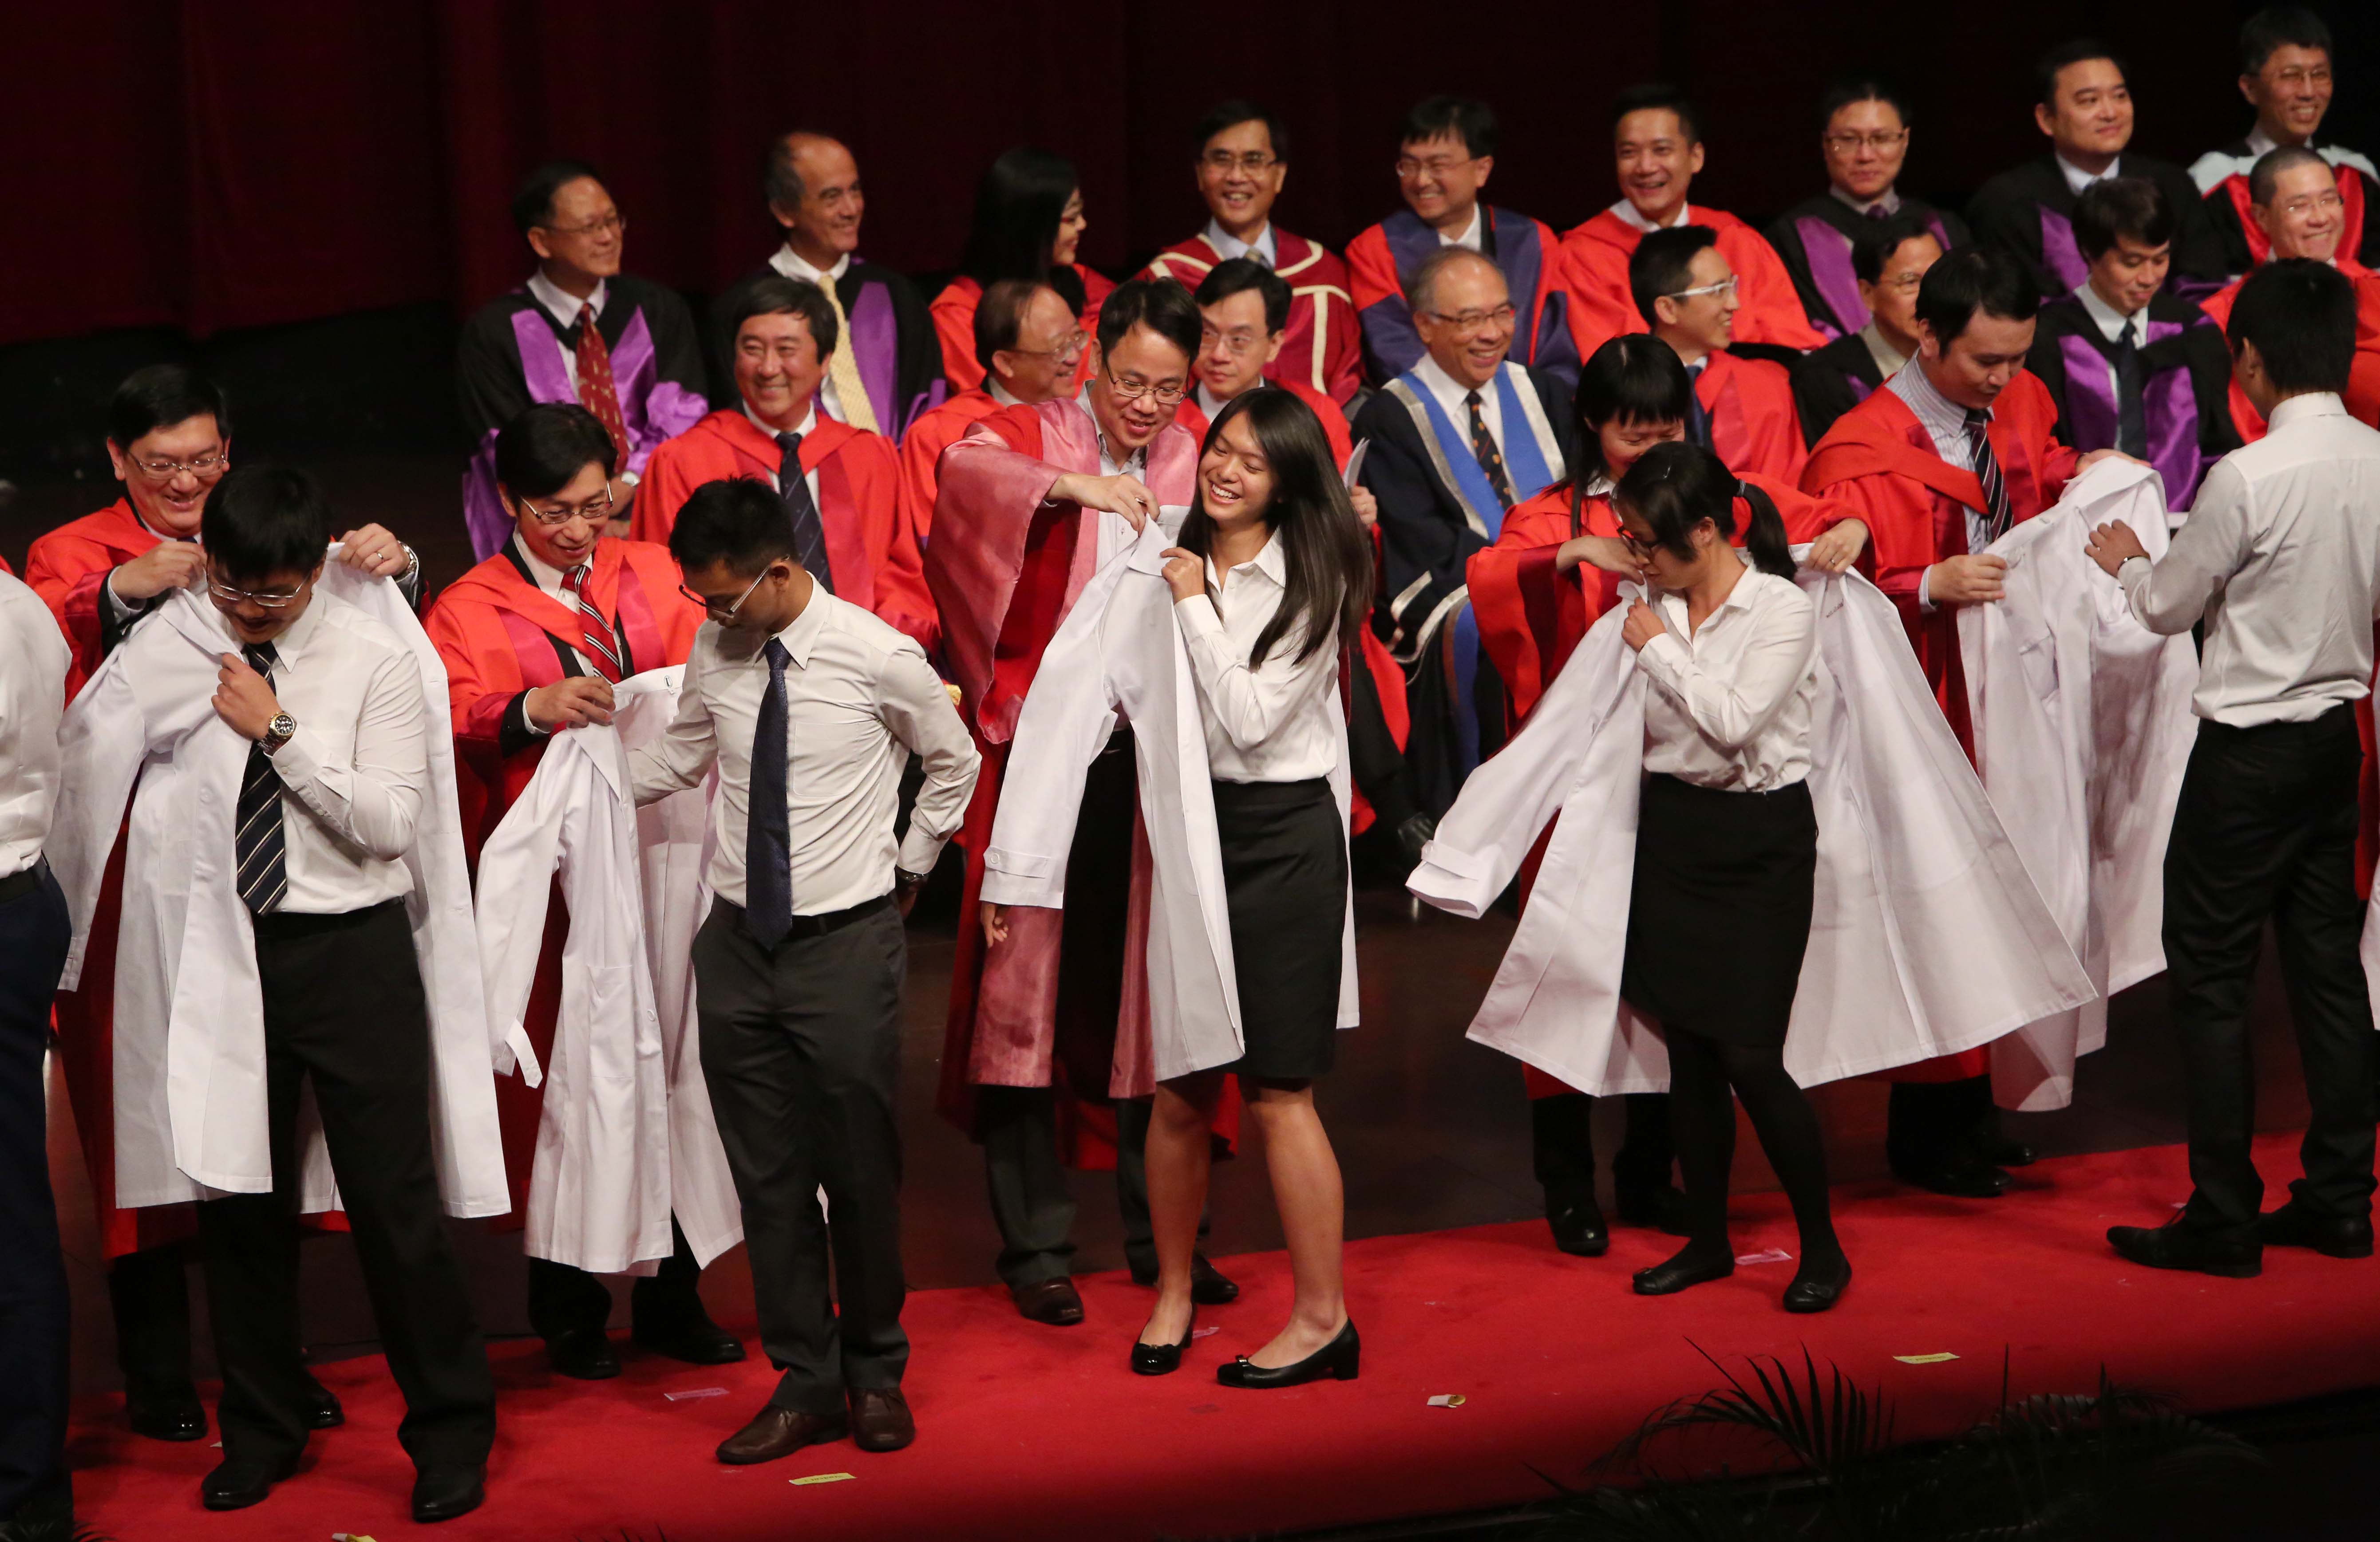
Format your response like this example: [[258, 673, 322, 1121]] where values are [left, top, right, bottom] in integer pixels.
[[958, 147, 1079, 287], [1615, 442, 1796, 580], [1177, 389, 1373, 670]]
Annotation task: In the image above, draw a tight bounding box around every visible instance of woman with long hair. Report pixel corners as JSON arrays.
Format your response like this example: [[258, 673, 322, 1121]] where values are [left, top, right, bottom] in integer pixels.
[[931, 147, 1114, 391], [1135, 388, 1373, 1385], [1611, 440, 1851, 1313]]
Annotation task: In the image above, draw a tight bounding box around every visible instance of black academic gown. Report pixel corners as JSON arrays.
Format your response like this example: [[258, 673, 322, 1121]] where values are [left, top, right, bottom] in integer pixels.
[[708, 256, 943, 440], [1965, 156, 2226, 299], [1789, 332, 1892, 446], [1763, 193, 1972, 340], [457, 273, 707, 450], [2025, 291, 2240, 509]]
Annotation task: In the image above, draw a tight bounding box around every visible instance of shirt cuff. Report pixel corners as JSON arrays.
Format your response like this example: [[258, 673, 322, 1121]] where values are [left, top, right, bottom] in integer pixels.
[[266, 724, 329, 800], [103, 568, 136, 622], [1173, 593, 1226, 640], [1916, 564, 1936, 613]]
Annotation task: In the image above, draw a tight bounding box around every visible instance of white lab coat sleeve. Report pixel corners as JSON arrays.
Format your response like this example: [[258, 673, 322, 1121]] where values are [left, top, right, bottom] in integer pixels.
[[474, 741, 573, 1085]]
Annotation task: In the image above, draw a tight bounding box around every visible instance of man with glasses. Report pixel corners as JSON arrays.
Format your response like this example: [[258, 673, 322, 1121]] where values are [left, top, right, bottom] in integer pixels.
[[1174, 259, 1353, 457], [458, 161, 708, 561], [1563, 84, 1827, 367], [1791, 213, 1945, 443], [2191, 8, 2379, 277], [633, 276, 936, 654], [928, 278, 1243, 1329], [1346, 96, 1577, 391], [1352, 247, 1575, 815], [423, 403, 729, 1380], [1629, 226, 1808, 482], [896, 279, 1083, 545], [1139, 100, 1360, 404], [1764, 79, 1970, 343], [24, 364, 407, 1449]]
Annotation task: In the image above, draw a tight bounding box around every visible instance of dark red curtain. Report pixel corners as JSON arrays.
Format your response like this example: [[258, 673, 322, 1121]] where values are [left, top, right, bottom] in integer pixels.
[[0, 0, 2249, 347]]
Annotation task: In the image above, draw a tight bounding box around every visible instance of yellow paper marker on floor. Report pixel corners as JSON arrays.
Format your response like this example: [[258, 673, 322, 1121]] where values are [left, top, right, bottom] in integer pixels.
[[1893, 1353, 1960, 1364], [1426, 1394, 1467, 1408], [333, 1534, 379, 1541], [791, 1472, 857, 1486]]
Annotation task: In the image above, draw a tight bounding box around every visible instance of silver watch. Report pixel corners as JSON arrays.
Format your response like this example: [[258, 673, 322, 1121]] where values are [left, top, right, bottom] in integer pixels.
[[261, 712, 297, 754]]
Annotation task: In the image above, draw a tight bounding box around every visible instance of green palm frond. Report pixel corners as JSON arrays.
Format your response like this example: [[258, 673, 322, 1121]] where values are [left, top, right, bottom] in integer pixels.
[[1597, 1342, 1895, 1484]]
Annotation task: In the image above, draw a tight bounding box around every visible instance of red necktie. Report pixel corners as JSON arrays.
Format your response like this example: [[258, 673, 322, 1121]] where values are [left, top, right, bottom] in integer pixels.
[[574, 302, 632, 470], [561, 564, 625, 683]]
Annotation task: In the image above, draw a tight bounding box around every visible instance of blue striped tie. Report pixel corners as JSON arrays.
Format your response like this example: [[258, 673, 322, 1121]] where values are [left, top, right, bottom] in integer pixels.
[[775, 432, 836, 595], [234, 643, 287, 914]]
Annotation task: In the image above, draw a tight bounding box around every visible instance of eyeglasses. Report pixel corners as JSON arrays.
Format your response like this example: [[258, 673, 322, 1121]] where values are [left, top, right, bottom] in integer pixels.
[[1007, 330, 1087, 363], [207, 576, 307, 610], [678, 567, 771, 620], [1201, 326, 1271, 357], [1105, 376, 1187, 406], [542, 212, 626, 239], [1873, 272, 1927, 294], [1663, 276, 1740, 303], [2269, 63, 2333, 87], [2275, 190, 2347, 216], [516, 491, 617, 527], [131, 452, 229, 481], [1420, 304, 1515, 333], [1396, 154, 1477, 179], [1823, 130, 1909, 154], [1201, 151, 1278, 174]]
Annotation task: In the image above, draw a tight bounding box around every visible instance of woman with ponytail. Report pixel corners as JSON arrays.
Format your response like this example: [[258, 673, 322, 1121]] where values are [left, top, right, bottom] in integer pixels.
[[1611, 441, 1852, 1313]]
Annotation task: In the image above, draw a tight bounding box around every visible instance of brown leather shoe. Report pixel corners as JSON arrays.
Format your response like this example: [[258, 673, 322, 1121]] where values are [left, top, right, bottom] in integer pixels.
[[715, 1404, 848, 1465], [848, 1388, 915, 1453], [1010, 1277, 1085, 1326]]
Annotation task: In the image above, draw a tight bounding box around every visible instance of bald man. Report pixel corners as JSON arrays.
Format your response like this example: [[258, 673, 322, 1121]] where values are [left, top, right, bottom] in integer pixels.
[[710, 130, 944, 441]]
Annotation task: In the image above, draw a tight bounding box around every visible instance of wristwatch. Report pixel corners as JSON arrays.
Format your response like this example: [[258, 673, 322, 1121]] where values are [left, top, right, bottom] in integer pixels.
[[260, 712, 297, 755], [896, 868, 931, 893]]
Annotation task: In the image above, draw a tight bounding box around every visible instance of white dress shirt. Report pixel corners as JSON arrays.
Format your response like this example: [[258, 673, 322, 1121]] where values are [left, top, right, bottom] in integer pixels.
[[2072, 280, 2149, 419], [767, 246, 856, 422], [1071, 386, 1151, 568], [512, 534, 592, 736], [1635, 564, 1818, 792], [254, 592, 432, 913], [1886, 359, 1993, 611], [2119, 393, 2380, 726], [1412, 353, 1504, 449], [1857, 321, 1911, 380], [1203, 217, 1278, 268], [1831, 185, 1902, 217], [1174, 532, 1341, 783], [2056, 153, 2119, 196], [740, 399, 826, 515], [628, 589, 978, 914], [1609, 199, 1693, 235], [1438, 204, 1485, 252], [528, 269, 608, 397], [0, 571, 68, 879]]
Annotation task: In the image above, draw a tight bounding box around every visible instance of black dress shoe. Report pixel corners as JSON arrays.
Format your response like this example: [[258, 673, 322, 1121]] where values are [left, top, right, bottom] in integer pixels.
[[1976, 1133, 2036, 1168], [1891, 1156, 2011, 1199], [201, 1453, 298, 1511], [1012, 1277, 1086, 1326], [306, 1383, 345, 1429], [2107, 1217, 2261, 1278], [127, 1393, 207, 1442], [1217, 1320, 1360, 1388], [2257, 1204, 2375, 1258], [1547, 1202, 1609, 1257], [1131, 1308, 1195, 1376], [1616, 1183, 1692, 1236], [1783, 1254, 1853, 1314], [546, 1327, 622, 1380], [1128, 1255, 1241, 1305], [411, 1463, 486, 1523], [1633, 1244, 1736, 1297], [633, 1314, 748, 1365]]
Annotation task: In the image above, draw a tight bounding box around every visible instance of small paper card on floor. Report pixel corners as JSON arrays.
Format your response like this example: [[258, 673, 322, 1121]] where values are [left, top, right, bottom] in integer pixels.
[[1191, 1325, 1219, 1339], [1894, 1353, 1960, 1364], [791, 1472, 855, 1486], [1735, 1247, 1794, 1266], [666, 1387, 729, 1402], [1427, 1394, 1466, 1408]]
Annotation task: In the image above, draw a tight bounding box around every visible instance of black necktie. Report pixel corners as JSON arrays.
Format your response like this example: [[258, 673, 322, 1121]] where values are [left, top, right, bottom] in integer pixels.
[[774, 432, 836, 595], [1465, 390, 1516, 510], [2113, 319, 2149, 460], [1684, 359, 1712, 449], [1963, 408, 2015, 545], [744, 637, 793, 948], [235, 643, 288, 915]]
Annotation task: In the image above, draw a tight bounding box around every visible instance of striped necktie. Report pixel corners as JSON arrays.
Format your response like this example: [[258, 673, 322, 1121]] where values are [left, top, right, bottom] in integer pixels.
[[560, 564, 624, 682], [574, 302, 633, 470], [1465, 390, 1516, 509], [1962, 408, 2015, 544], [813, 272, 883, 435], [235, 643, 288, 915], [775, 433, 837, 594]]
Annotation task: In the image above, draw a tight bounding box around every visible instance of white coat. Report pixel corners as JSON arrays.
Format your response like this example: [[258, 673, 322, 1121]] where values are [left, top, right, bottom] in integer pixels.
[[980, 519, 1359, 1082], [1958, 460, 2199, 1110], [49, 556, 508, 1216], [474, 669, 742, 1273], [1408, 561, 2094, 1095]]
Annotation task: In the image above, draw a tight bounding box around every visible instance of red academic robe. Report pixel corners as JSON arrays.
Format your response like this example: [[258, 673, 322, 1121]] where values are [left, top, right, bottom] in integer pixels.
[[1139, 229, 1363, 403], [631, 408, 937, 655], [1697, 348, 1809, 484], [897, 387, 1004, 543], [1561, 206, 1828, 364], [24, 497, 166, 701], [1171, 379, 1356, 464], [424, 536, 706, 1216], [925, 398, 1238, 1166], [1801, 372, 2079, 1082], [2199, 257, 2380, 441], [930, 267, 1116, 394]]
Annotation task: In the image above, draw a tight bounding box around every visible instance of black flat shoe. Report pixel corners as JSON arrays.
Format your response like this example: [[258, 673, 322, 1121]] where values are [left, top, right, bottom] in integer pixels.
[[2108, 1217, 2261, 1278], [1216, 1320, 1360, 1388], [1131, 1308, 1195, 1376], [305, 1383, 344, 1429], [127, 1393, 207, 1442], [2258, 1203, 2375, 1258], [546, 1326, 622, 1380], [411, 1463, 486, 1523], [1633, 1246, 1735, 1297], [1977, 1133, 2036, 1168], [1783, 1255, 1853, 1314], [201, 1453, 299, 1511], [1548, 1201, 1609, 1257]]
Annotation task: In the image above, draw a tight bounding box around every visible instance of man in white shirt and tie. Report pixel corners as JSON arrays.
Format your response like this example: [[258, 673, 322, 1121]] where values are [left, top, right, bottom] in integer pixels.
[[633, 478, 977, 1465], [2089, 257, 2380, 1278]]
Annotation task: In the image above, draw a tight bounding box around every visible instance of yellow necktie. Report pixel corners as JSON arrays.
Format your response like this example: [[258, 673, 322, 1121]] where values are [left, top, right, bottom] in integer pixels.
[[816, 272, 882, 435]]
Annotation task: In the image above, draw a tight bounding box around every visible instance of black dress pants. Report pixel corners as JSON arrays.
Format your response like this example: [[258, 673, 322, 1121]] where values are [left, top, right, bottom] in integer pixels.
[[693, 896, 908, 1416], [0, 867, 71, 1521], [198, 901, 494, 1471], [2163, 707, 2378, 1243]]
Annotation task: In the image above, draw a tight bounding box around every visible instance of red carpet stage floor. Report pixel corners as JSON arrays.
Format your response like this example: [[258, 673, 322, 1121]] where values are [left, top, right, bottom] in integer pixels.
[[68, 1132, 2380, 1542]]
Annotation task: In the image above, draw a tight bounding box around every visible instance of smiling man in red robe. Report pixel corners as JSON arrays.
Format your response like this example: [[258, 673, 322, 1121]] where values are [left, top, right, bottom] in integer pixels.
[[1630, 227, 1808, 483], [896, 280, 1083, 547], [631, 276, 934, 653]]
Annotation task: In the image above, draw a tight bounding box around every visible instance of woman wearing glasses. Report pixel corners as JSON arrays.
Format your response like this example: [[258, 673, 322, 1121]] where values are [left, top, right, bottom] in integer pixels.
[[932, 147, 1112, 393]]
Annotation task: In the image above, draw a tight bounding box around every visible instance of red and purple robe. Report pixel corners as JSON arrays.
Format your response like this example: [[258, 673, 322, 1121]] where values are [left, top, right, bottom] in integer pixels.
[[1965, 155, 2226, 300], [1140, 229, 1361, 403], [1346, 207, 1579, 389], [1762, 193, 1969, 341], [930, 268, 1115, 394], [2026, 292, 2238, 509], [1560, 205, 1828, 365]]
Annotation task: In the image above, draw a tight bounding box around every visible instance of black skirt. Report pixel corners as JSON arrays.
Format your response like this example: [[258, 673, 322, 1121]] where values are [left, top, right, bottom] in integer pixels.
[[1212, 777, 1346, 1081], [1621, 773, 1817, 1047]]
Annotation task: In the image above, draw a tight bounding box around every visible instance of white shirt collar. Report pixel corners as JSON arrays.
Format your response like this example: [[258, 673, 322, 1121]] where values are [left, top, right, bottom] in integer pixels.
[[1205, 528, 1289, 593], [2056, 152, 2119, 196], [1437, 204, 1484, 251], [1609, 197, 1692, 234], [2073, 280, 2147, 342], [261, 585, 329, 666], [510, 531, 583, 596], [2268, 392, 2347, 431], [527, 269, 606, 327], [1195, 381, 1233, 419], [2245, 128, 2281, 160], [1203, 217, 1277, 267], [1890, 353, 1981, 437], [743, 398, 820, 443], [986, 376, 1023, 407], [1412, 352, 1499, 416], [1830, 184, 1900, 217], [769, 244, 852, 284]]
